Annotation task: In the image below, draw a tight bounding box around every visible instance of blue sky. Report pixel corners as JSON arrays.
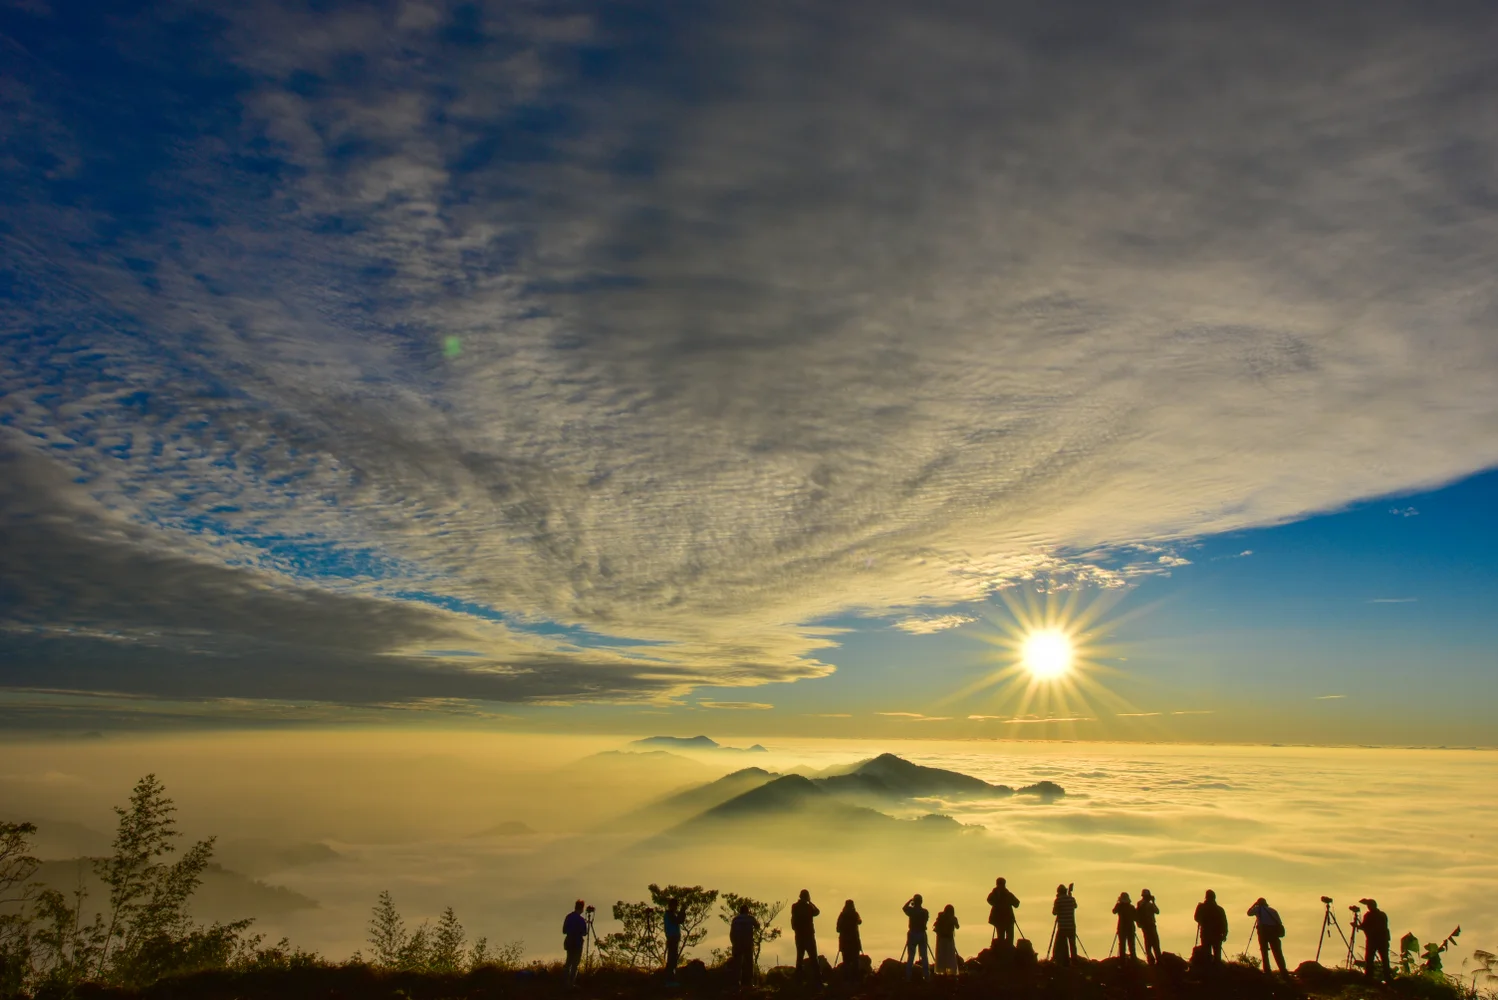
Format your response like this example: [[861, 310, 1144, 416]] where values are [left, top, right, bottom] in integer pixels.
[[1, 0, 1496, 741]]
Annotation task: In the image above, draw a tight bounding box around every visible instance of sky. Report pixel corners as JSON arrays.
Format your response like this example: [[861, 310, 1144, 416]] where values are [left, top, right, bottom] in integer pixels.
[[2, 0, 1498, 743]]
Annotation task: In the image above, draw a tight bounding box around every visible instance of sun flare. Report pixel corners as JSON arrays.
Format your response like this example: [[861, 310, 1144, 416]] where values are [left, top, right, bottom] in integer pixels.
[[1020, 629, 1074, 680]]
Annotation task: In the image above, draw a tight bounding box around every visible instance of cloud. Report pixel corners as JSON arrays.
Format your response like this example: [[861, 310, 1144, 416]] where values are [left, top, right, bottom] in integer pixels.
[[4, 0, 1498, 711], [1116, 712, 1163, 717], [1001, 715, 1094, 725], [892, 614, 976, 634], [810, 713, 852, 718], [1171, 711, 1217, 716], [1367, 598, 1418, 604], [876, 712, 928, 718], [1390, 507, 1420, 517], [1314, 694, 1347, 700], [698, 701, 774, 710]]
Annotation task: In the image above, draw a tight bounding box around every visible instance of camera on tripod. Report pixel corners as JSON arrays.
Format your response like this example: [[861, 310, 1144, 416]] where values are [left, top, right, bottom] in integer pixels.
[[1321, 896, 1333, 905]]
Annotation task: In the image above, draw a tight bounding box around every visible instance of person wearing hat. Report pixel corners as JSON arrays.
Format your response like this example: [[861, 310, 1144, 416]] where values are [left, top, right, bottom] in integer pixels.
[[987, 877, 1021, 947], [562, 899, 589, 986], [836, 899, 863, 981], [1359, 898, 1391, 981], [1246, 897, 1287, 973], [790, 888, 822, 983], [1136, 890, 1162, 964]]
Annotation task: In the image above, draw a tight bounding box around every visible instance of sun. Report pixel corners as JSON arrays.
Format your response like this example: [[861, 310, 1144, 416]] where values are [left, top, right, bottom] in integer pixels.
[[1021, 629, 1074, 680]]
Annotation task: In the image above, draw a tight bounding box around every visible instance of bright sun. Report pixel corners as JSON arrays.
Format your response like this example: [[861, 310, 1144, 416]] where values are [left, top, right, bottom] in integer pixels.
[[1021, 629, 1074, 680]]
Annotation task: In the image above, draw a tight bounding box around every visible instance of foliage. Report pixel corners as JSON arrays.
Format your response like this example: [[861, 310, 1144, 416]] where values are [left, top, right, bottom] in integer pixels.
[[1472, 948, 1497, 989], [597, 885, 719, 970], [717, 893, 784, 966], [1402, 933, 1422, 975], [0, 821, 41, 996], [365, 891, 518, 973], [93, 773, 222, 985]]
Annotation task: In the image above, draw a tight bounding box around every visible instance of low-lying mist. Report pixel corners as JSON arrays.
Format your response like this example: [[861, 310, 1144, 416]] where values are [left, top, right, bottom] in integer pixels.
[[2, 732, 1494, 974]]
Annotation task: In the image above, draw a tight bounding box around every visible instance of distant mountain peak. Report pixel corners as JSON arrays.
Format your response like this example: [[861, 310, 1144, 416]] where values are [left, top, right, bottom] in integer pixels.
[[629, 736, 769, 753], [632, 735, 721, 748]]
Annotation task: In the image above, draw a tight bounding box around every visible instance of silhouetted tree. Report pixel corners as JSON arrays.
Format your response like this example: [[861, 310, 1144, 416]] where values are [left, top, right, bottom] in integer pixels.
[[368, 891, 408, 968], [717, 894, 783, 967], [0, 821, 41, 994], [430, 907, 466, 973]]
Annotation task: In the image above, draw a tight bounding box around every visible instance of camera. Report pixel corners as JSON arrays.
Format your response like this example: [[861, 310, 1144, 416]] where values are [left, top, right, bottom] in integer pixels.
[[1321, 896, 1333, 905], [1349, 905, 1361, 914], [585, 905, 596, 914]]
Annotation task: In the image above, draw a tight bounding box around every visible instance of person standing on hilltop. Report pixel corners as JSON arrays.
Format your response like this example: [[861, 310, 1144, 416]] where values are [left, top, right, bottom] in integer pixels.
[[662, 898, 684, 981], [1246, 897, 1287, 974], [730, 902, 760, 987], [934, 904, 962, 975], [1359, 898, 1392, 981], [903, 894, 931, 980], [1136, 890, 1162, 965], [1113, 892, 1138, 960], [1193, 890, 1228, 964], [562, 899, 588, 987], [1051, 884, 1079, 966], [790, 889, 822, 983], [987, 877, 1021, 947], [836, 899, 863, 982]]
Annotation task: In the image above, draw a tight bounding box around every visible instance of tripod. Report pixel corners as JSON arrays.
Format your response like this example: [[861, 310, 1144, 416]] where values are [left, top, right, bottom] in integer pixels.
[[1315, 899, 1351, 966], [1346, 909, 1363, 971]]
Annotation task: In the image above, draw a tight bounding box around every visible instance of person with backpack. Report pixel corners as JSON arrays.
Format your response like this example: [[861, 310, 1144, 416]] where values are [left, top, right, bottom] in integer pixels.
[[562, 899, 589, 987], [1136, 890, 1162, 965], [1193, 890, 1228, 965], [790, 889, 822, 983], [836, 899, 863, 982], [1247, 897, 1288, 973], [987, 877, 1021, 947]]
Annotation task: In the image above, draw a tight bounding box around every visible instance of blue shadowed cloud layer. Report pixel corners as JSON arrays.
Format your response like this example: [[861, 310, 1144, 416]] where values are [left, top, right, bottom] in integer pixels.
[[2, 0, 1498, 716]]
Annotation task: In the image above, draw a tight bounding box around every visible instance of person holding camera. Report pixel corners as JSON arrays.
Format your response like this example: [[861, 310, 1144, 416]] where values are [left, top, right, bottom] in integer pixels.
[[903, 894, 931, 980], [662, 898, 684, 981], [1359, 898, 1392, 981], [563, 899, 589, 986], [1113, 892, 1138, 960], [790, 889, 823, 983], [1051, 884, 1078, 966], [1246, 898, 1287, 973], [1136, 890, 1162, 964]]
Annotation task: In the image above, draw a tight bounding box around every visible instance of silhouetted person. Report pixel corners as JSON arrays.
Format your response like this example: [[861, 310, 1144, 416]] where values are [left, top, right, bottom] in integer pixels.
[[790, 889, 822, 983], [1358, 898, 1391, 981], [1193, 890, 1228, 964], [987, 877, 1020, 947], [1137, 890, 1162, 965], [1051, 884, 1078, 966], [934, 904, 961, 975], [1246, 898, 1287, 974], [730, 903, 760, 987], [836, 899, 863, 982], [662, 898, 683, 980], [562, 899, 588, 987], [1113, 892, 1138, 960], [903, 894, 931, 980]]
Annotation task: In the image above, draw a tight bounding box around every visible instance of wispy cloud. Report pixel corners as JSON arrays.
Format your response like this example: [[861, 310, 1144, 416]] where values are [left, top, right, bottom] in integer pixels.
[[892, 614, 975, 635], [4, 0, 1498, 715], [1314, 694, 1347, 700], [1171, 710, 1217, 716], [1368, 598, 1418, 604], [1390, 507, 1420, 517], [809, 713, 852, 718], [698, 701, 774, 711], [1116, 712, 1163, 717]]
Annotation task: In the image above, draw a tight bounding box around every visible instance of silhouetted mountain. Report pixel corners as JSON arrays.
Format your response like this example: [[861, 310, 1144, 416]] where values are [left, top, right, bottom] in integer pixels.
[[689, 774, 889, 826], [215, 838, 343, 876], [630, 736, 769, 753], [621, 766, 780, 830], [825, 753, 1012, 799], [468, 820, 536, 837], [1016, 780, 1066, 801], [34, 859, 317, 922]]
